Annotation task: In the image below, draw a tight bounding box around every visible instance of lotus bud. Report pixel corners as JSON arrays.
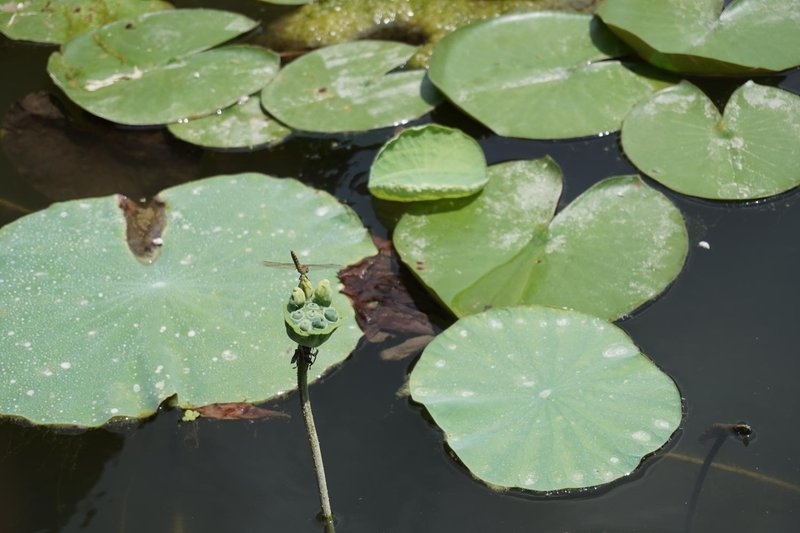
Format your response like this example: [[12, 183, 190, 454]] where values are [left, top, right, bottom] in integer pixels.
[[289, 286, 306, 308], [299, 275, 313, 299], [314, 279, 333, 306]]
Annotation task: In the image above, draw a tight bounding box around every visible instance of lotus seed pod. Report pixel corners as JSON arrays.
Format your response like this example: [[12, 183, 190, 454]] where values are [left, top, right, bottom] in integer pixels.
[[299, 275, 313, 299], [314, 279, 333, 306], [289, 286, 306, 308], [283, 276, 342, 348], [324, 307, 339, 322]]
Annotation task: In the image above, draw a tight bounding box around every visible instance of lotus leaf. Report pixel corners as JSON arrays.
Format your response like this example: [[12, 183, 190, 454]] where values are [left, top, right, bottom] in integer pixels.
[[368, 125, 488, 201], [453, 175, 688, 319], [394, 157, 562, 307], [597, 0, 800, 75], [261, 40, 441, 133], [397, 166, 688, 319], [428, 12, 673, 139], [47, 9, 279, 126], [621, 81, 800, 200], [409, 305, 682, 491], [0, 0, 172, 44], [167, 96, 291, 150], [0, 173, 376, 427]]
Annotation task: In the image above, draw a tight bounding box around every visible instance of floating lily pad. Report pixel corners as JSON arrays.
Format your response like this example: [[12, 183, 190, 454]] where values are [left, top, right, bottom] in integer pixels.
[[397, 167, 688, 319], [0, 173, 376, 427], [0, 0, 172, 44], [261, 40, 441, 133], [409, 305, 682, 492], [454, 176, 688, 319], [47, 9, 279, 126], [428, 12, 673, 139], [368, 125, 487, 201], [167, 96, 291, 150], [394, 157, 562, 307], [597, 0, 800, 75], [621, 81, 800, 200]]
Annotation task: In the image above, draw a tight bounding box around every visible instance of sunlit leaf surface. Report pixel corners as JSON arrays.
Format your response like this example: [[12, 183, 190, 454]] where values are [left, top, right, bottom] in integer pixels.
[[410, 305, 682, 491], [0, 0, 172, 44], [621, 81, 800, 200], [394, 157, 561, 307], [396, 165, 688, 320], [428, 12, 672, 139], [368, 125, 487, 201], [167, 96, 291, 150], [598, 0, 800, 74], [261, 40, 441, 133], [0, 173, 376, 426], [453, 176, 688, 319], [47, 9, 279, 126]]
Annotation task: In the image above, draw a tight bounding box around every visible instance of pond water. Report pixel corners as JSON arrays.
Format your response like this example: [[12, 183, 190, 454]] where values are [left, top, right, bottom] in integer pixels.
[[1, 1, 799, 532]]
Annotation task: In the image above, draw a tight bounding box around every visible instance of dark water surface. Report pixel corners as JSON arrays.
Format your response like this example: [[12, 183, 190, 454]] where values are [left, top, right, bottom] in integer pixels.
[[1, 2, 799, 532]]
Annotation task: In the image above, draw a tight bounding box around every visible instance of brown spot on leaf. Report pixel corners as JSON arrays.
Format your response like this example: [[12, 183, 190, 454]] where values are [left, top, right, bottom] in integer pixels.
[[118, 196, 166, 264]]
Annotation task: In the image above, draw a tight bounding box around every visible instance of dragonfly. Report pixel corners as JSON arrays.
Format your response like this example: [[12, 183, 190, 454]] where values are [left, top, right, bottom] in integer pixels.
[[262, 250, 342, 282]]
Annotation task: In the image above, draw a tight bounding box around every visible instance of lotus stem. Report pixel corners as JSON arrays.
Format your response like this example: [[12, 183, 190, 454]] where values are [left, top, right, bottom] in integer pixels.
[[295, 345, 335, 528]]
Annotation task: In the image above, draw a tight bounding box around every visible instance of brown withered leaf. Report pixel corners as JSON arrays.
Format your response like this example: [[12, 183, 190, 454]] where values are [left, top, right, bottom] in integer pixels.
[[340, 235, 436, 360], [193, 403, 290, 421]]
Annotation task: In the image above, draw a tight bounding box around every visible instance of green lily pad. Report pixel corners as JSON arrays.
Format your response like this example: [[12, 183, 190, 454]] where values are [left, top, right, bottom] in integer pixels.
[[368, 125, 488, 201], [454, 176, 688, 319], [394, 157, 562, 308], [47, 9, 279, 126], [428, 12, 673, 139], [167, 95, 291, 150], [409, 305, 682, 492], [0, 0, 172, 44], [597, 0, 800, 75], [261, 40, 441, 133], [0, 173, 376, 427], [397, 166, 688, 320], [621, 81, 800, 200]]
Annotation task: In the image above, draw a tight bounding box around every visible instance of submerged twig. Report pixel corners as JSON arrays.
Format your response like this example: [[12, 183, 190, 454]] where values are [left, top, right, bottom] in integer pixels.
[[684, 423, 753, 532]]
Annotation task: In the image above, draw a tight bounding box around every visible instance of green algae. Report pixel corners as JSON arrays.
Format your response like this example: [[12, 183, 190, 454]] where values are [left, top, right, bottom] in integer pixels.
[[263, 0, 599, 68]]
